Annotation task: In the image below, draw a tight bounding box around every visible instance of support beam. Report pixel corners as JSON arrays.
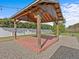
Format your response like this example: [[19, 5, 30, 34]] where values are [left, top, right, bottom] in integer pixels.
[[56, 21, 59, 40], [14, 19, 17, 40], [36, 15, 41, 48]]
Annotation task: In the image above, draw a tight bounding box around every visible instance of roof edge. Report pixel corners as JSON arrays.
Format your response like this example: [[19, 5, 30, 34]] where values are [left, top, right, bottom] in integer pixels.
[[11, 0, 40, 19]]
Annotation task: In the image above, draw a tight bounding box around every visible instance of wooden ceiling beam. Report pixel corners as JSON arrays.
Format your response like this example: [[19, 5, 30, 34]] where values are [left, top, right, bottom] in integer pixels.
[[38, 8, 47, 21], [14, 2, 62, 23], [57, 12, 62, 17], [37, 6, 54, 22], [15, 6, 39, 20], [49, 3, 63, 20], [29, 13, 37, 22], [40, 3, 56, 21]]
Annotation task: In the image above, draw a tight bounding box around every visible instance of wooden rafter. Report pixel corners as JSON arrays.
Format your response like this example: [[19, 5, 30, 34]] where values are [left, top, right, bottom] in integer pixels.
[[37, 6, 55, 22], [13, 2, 63, 22], [15, 5, 55, 23], [15, 6, 39, 19], [39, 2, 63, 20]]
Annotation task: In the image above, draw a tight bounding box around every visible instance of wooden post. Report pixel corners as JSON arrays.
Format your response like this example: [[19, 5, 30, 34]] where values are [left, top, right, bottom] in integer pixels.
[[56, 21, 59, 40], [36, 15, 41, 48], [14, 19, 17, 40]]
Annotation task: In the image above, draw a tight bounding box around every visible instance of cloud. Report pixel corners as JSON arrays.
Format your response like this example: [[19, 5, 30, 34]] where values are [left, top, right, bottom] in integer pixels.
[[61, 3, 79, 27]]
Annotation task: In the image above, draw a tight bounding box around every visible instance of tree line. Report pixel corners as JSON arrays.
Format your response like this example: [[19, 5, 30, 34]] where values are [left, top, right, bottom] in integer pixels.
[[0, 18, 65, 34], [0, 18, 52, 30]]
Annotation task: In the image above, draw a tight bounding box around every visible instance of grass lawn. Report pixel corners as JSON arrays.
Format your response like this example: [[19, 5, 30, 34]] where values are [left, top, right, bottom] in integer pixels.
[[61, 32, 79, 42], [0, 36, 14, 42], [0, 35, 32, 42]]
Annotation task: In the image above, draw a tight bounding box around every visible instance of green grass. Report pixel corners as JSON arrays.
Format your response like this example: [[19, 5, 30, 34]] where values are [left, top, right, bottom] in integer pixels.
[[0, 36, 14, 42], [0, 34, 36, 42], [61, 32, 79, 40]]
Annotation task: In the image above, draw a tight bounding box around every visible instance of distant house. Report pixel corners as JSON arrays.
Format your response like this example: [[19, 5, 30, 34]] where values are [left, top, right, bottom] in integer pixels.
[[67, 23, 79, 32]]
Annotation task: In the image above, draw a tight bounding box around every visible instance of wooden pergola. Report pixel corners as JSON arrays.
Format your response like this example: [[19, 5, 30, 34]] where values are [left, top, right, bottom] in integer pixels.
[[11, 0, 63, 48]]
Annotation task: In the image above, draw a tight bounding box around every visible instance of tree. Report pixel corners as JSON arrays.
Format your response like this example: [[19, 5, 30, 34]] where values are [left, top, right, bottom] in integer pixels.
[[51, 22, 65, 35]]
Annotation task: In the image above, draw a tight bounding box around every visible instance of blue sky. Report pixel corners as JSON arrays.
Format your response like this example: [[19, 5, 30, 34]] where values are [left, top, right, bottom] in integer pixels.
[[60, 0, 79, 4], [0, 0, 35, 18], [0, 0, 79, 27]]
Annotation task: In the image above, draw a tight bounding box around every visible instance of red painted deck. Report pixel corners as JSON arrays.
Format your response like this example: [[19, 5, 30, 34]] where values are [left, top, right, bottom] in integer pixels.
[[16, 35, 58, 52]]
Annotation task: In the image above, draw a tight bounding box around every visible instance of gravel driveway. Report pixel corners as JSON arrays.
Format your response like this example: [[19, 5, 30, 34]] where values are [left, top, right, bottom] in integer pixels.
[[0, 36, 79, 59]]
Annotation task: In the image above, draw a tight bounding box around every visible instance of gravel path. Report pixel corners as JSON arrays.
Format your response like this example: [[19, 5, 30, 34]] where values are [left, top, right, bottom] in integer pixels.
[[0, 36, 79, 59], [0, 41, 37, 59], [50, 46, 79, 59], [36, 36, 79, 59]]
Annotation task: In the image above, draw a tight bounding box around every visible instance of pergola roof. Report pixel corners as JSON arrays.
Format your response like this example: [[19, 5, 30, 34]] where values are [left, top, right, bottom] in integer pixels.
[[11, 0, 63, 23], [40, 0, 59, 3]]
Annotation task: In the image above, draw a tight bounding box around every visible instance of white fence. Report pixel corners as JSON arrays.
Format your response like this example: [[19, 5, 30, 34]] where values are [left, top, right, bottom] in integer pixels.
[[0, 27, 52, 37]]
